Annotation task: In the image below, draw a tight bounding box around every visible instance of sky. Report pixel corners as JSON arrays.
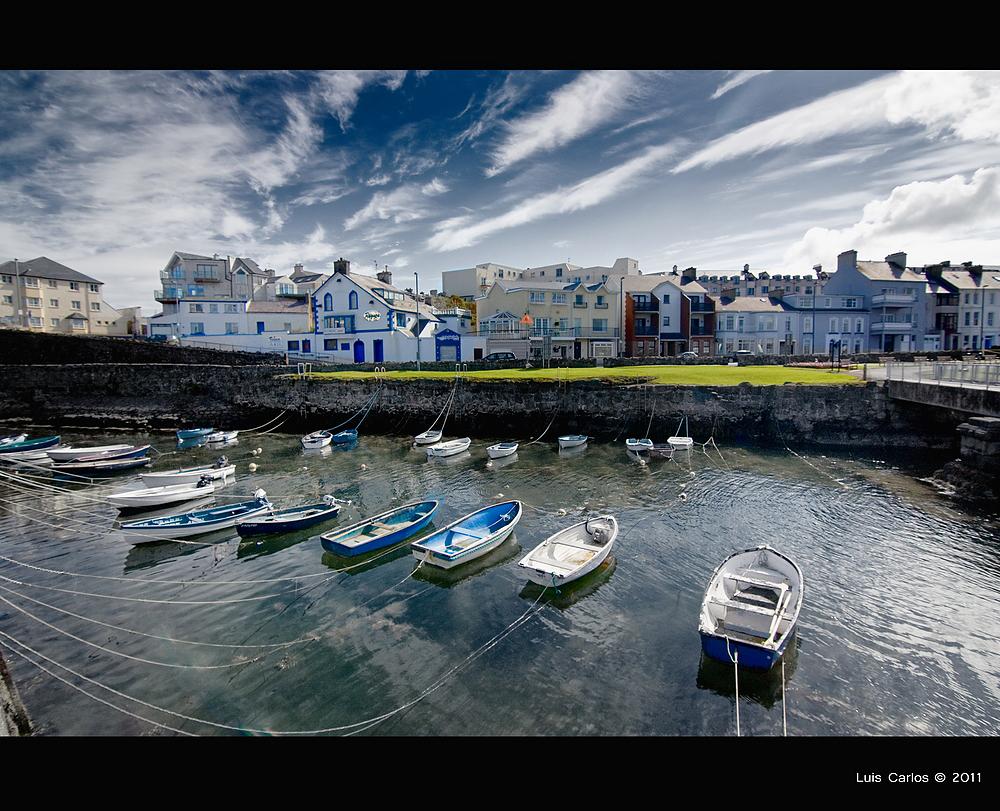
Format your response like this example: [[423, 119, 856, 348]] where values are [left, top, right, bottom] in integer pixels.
[[2, 69, 999, 313]]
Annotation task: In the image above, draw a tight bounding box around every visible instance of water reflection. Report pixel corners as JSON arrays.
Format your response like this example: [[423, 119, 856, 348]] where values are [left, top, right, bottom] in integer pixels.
[[518, 556, 617, 610], [695, 638, 800, 710], [411, 535, 522, 588]]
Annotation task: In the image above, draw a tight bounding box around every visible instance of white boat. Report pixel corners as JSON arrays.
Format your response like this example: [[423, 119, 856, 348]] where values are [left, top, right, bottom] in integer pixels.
[[668, 416, 694, 449], [411, 500, 522, 569], [0, 449, 54, 464], [107, 477, 216, 509], [0, 434, 27, 446], [414, 429, 443, 445], [301, 431, 332, 449], [120, 491, 272, 541], [625, 438, 653, 453], [518, 515, 618, 587], [205, 430, 238, 443], [140, 458, 235, 485], [426, 437, 472, 457], [698, 545, 804, 670], [487, 441, 519, 459], [46, 444, 134, 462], [558, 435, 588, 450]]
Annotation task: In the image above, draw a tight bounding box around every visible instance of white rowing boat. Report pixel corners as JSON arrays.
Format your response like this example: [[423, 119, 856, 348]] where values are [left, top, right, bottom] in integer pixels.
[[107, 477, 216, 509], [46, 444, 134, 462], [518, 515, 618, 587], [140, 458, 235, 485], [487, 441, 518, 459], [426, 437, 472, 457], [558, 434, 588, 449], [414, 429, 443, 445]]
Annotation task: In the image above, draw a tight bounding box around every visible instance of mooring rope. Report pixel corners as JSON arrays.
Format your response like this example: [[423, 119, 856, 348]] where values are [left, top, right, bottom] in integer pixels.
[[244, 410, 288, 434], [774, 419, 849, 490], [725, 636, 741, 737], [781, 659, 788, 737], [526, 383, 567, 445], [419, 382, 457, 438]]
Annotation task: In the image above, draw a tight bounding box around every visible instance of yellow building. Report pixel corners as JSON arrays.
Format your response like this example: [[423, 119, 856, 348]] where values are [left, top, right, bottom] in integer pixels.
[[0, 257, 131, 335]]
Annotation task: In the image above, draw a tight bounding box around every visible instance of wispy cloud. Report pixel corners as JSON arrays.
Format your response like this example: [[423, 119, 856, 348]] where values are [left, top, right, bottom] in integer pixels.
[[676, 71, 1000, 174], [710, 70, 773, 100], [344, 178, 450, 231], [485, 71, 661, 177], [315, 70, 408, 130], [427, 142, 680, 251]]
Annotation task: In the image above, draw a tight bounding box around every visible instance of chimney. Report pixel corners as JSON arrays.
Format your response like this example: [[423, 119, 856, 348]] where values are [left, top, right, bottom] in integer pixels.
[[672, 265, 678, 273], [885, 251, 907, 268], [743, 263, 750, 274], [294, 263, 304, 276], [837, 250, 858, 273], [813, 264, 822, 274], [376, 265, 392, 285], [333, 257, 350, 275], [681, 266, 697, 283]]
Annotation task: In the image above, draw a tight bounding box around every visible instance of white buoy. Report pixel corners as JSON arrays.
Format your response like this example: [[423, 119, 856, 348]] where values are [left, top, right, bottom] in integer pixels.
[[557, 508, 567, 516], [497, 493, 504, 498], [360, 463, 367, 471], [679, 492, 688, 501], [486, 461, 493, 468], [248, 463, 258, 472]]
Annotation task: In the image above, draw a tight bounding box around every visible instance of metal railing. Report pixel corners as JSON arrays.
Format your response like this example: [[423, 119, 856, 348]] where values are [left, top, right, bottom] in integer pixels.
[[884, 359, 1000, 389]]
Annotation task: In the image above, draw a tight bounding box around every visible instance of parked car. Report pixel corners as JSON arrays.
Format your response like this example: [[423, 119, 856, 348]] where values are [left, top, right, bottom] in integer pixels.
[[731, 350, 754, 361], [679, 351, 698, 361], [483, 352, 517, 363]]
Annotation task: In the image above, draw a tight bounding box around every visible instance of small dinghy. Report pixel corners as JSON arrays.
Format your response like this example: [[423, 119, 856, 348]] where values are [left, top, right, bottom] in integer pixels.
[[0, 435, 61, 454], [46, 444, 134, 462], [426, 437, 472, 458], [414, 429, 443, 446], [625, 438, 654, 453], [648, 443, 674, 459], [140, 457, 235, 485], [698, 545, 804, 671], [518, 515, 618, 587], [487, 441, 519, 459], [0, 449, 54, 465], [321, 500, 439, 556], [668, 416, 694, 449], [53, 456, 151, 474], [176, 427, 215, 440], [72, 444, 151, 463], [108, 477, 215, 510], [558, 435, 588, 450], [331, 429, 358, 444], [236, 495, 341, 537], [120, 490, 272, 541], [411, 500, 522, 569], [301, 430, 332, 449], [205, 430, 238, 443]]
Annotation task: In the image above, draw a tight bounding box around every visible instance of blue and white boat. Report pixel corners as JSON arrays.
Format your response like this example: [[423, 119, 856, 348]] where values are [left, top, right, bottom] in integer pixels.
[[236, 497, 342, 537], [411, 500, 522, 570], [331, 429, 358, 444], [176, 427, 215, 440], [72, 444, 151, 462], [301, 430, 332, 449], [53, 456, 151, 474], [321, 500, 438, 557], [625, 438, 654, 453], [557, 435, 588, 450], [0, 435, 61, 454], [698, 545, 804, 671], [120, 490, 273, 541]]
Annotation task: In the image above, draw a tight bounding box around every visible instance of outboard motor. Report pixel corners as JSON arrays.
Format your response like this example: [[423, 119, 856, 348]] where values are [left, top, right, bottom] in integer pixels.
[[253, 488, 267, 502], [197, 475, 213, 488], [214, 455, 229, 468], [323, 494, 338, 506]]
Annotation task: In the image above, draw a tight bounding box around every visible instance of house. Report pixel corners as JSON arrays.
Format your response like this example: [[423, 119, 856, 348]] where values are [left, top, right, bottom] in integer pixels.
[[442, 257, 642, 301], [922, 261, 1000, 351], [0, 256, 132, 336], [622, 274, 687, 357]]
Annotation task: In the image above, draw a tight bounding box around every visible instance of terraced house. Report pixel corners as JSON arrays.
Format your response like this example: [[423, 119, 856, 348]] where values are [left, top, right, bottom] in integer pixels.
[[0, 257, 133, 335]]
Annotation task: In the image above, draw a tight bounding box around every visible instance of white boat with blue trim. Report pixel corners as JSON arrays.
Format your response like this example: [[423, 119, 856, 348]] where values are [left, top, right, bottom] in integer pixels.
[[107, 477, 216, 509], [698, 545, 803, 670], [487, 441, 519, 459], [557, 435, 588, 450], [411, 500, 522, 569], [120, 490, 273, 541]]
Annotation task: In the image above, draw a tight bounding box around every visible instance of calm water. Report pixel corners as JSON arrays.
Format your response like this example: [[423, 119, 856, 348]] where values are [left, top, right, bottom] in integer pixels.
[[1, 425, 999, 736]]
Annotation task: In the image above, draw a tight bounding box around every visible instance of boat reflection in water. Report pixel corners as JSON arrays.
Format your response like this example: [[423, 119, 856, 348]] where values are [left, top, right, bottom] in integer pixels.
[[176, 436, 209, 451], [695, 636, 800, 710], [412, 534, 521, 588], [486, 452, 519, 470], [320, 541, 414, 576], [237, 527, 321, 560], [518, 556, 617, 610], [426, 450, 472, 466], [122, 526, 236, 573], [558, 443, 588, 459], [301, 445, 333, 459]]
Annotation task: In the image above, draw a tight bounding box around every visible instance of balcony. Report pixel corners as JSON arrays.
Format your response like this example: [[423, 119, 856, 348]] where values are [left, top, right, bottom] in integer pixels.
[[632, 299, 659, 313], [870, 321, 914, 333], [634, 326, 658, 336], [691, 327, 713, 336], [690, 300, 714, 312], [573, 302, 588, 309], [155, 288, 182, 302], [871, 293, 916, 306], [594, 303, 609, 309], [192, 269, 222, 282]]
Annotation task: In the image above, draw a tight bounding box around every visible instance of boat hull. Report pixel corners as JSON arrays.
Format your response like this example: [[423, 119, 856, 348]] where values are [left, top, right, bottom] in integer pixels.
[[53, 457, 151, 474], [427, 438, 471, 457], [121, 500, 272, 541], [140, 464, 235, 485], [487, 443, 518, 459], [519, 516, 617, 587], [46, 444, 133, 462], [699, 631, 791, 671], [236, 504, 341, 537], [557, 436, 587, 449], [176, 428, 214, 440], [411, 501, 522, 570], [0, 435, 61, 454], [301, 432, 332, 449], [414, 431, 442, 445], [321, 501, 439, 556], [332, 430, 358, 444]]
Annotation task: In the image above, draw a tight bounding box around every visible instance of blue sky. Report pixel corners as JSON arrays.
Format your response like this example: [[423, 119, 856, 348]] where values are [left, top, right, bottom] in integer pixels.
[[2, 69, 999, 312]]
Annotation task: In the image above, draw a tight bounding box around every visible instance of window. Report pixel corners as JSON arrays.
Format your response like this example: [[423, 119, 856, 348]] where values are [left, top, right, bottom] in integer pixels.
[[529, 291, 545, 303], [747, 287, 754, 296], [974, 312, 980, 326], [89, 284, 99, 293], [190, 322, 205, 335], [1, 275, 11, 283], [189, 303, 203, 313], [225, 303, 240, 313], [324, 339, 339, 351], [283, 322, 292, 332], [69, 282, 79, 291], [341, 342, 349, 350], [856, 319, 863, 333], [324, 293, 333, 311], [394, 312, 405, 327], [50, 318, 59, 327], [2, 295, 11, 304], [47, 280, 57, 288], [556, 268, 563, 278], [49, 299, 58, 307], [965, 312, 971, 326], [785, 318, 791, 332], [593, 318, 607, 332], [575, 294, 585, 305], [662, 315, 670, 327], [24, 278, 38, 288], [842, 318, 850, 334], [287, 341, 300, 351], [552, 293, 567, 304], [725, 315, 734, 330], [830, 318, 837, 333], [209, 303, 219, 313], [737, 317, 744, 332], [803, 316, 813, 333], [26, 297, 40, 307], [71, 319, 84, 330], [845, 298, 857, 308], [762, 286, 769, 294], [225, 322, 239, 334], [964, 293, 970, 304], [349, 291, 358, 309], [596, 295, 605, 306], [989, 312, 995, 327], [90, 302, 100, 311], [71, 300, 81, 310], [171, 267, 185, 279], [28, 316, 42, 327], [761, 317, 775, 331]]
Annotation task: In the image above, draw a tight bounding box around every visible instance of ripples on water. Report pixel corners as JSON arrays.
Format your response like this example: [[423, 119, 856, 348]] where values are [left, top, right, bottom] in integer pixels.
[[1, 427, 999, 736]]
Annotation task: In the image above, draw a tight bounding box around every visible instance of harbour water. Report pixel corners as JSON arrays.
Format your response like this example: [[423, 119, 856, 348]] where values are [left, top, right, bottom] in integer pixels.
[[1, 427, 999, 736]]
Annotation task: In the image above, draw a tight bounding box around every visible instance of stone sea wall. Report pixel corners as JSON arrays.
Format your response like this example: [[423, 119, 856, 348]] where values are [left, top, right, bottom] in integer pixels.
[[0, 363, 964, 449]]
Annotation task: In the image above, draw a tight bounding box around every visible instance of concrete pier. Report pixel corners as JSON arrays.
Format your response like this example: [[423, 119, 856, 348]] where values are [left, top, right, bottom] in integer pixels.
[[0, 650, 33, 736]]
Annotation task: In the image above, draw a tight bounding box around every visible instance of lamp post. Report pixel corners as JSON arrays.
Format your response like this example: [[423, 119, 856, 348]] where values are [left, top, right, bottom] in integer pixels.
[[618, 275, 624, 358], [979, 282, 988, 354], [415, 271, 421, 371]]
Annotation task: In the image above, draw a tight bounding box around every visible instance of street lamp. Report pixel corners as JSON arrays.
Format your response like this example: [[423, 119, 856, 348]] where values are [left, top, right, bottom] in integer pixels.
[[415, 271, 421, 371], [619, 275, 624, 358], [979, 281, 988, 354]]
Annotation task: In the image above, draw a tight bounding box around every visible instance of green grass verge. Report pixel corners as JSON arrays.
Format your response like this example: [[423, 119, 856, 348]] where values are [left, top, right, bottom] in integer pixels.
[[299, 364, 861, 386]]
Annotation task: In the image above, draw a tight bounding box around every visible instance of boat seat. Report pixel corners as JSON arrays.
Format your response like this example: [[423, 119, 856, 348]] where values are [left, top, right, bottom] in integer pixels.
[[709, 596, 780, 617], [724, 570, 788, 592], [370, 521, 395, 530], [551, 540, 599, 553]]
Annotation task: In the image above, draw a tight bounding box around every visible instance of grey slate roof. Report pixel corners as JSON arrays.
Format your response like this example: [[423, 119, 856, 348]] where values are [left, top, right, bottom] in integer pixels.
[[0, 257, 101, 285]]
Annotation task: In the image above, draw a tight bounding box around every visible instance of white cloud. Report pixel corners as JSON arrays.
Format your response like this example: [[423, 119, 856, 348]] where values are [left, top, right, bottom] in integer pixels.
[[427, 142, 680, 252], [710, 70, 773, 100], [343, 178, 450, 231], [676, 71, 1000, 174], [486, 71, 656, 177], [778, 167, 1000, 272], [315, 70, 408, 130]]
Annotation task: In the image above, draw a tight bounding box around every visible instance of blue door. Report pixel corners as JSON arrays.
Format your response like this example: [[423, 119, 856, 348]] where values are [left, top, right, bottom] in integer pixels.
[[373, 339, 384, 363], [353, 340, 365, 364], [257, 321, 265, 334]]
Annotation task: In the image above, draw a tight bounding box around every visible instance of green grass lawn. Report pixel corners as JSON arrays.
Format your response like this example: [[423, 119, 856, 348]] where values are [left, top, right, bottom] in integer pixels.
[[301, 364, 861, 386]]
